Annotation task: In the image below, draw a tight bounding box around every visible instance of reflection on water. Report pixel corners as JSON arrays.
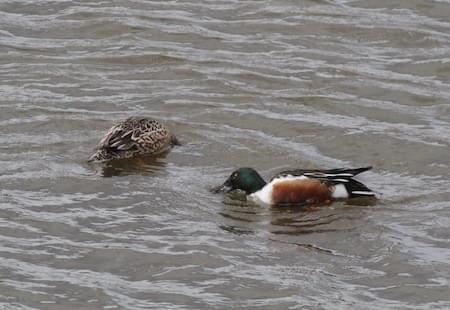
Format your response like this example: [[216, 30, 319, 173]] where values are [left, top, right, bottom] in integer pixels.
[[90, 153, 169, 177], [218, 195, 375, 241], [1, 0, 450, 308]]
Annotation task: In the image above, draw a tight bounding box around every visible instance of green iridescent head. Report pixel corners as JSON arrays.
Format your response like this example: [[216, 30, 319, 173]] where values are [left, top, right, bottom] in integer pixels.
[[216, 167, 267, 194]]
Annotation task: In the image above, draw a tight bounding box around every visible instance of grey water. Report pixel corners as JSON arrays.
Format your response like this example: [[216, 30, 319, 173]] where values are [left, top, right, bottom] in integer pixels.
[[1, 0, 450, 309]]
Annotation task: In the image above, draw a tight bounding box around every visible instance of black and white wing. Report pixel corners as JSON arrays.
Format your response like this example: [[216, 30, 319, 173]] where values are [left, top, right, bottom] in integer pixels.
[[273, 166, 375, 197]]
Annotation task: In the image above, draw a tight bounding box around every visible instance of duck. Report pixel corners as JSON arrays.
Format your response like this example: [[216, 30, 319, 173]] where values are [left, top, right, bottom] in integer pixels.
[[215, 166, 376, 206], [88, 117, 178, 162]]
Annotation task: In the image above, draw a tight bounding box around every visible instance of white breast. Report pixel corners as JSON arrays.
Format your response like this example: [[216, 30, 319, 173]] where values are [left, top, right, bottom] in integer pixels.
[[249, 184, 273, 205], [249, 175, 309, 205]]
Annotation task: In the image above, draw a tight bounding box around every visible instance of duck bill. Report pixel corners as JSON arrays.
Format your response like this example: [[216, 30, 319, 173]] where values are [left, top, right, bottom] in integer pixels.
[[212, 179, 232, 193]]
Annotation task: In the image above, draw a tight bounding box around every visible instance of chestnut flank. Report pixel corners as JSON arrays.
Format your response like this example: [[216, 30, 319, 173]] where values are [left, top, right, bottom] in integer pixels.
[[272, 179, 332, 205]]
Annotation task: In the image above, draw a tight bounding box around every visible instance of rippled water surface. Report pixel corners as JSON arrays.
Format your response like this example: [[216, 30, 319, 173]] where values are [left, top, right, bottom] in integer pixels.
[[1, 0, 450, 309]]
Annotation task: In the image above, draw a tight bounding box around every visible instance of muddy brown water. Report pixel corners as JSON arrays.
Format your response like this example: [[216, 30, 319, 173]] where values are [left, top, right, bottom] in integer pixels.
[[1, 0, 450, 309]]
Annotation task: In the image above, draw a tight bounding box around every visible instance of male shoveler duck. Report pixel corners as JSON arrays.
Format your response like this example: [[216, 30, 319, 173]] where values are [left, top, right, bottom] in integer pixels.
[[215, 166, 376, 206], [89, 117, 178, 162]]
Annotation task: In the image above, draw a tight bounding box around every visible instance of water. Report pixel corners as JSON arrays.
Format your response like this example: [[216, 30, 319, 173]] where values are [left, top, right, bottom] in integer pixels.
[[1, 0, 450, 309]]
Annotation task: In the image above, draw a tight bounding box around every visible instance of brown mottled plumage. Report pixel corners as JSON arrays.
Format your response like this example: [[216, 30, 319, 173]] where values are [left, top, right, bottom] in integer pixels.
[[89, 117, 177, 162]]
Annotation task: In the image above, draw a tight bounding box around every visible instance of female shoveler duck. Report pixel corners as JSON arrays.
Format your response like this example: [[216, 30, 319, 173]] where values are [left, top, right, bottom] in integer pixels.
[[89, 117, 178, 162], [215, 166, 375, 206]]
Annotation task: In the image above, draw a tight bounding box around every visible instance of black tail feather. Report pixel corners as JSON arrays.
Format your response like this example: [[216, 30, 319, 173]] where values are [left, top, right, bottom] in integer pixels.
[[344, 179, 375, 197]]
